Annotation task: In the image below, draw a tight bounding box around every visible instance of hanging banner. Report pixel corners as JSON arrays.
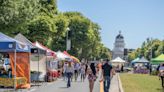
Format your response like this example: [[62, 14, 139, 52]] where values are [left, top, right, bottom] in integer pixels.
[[66, 39, 71, 51]]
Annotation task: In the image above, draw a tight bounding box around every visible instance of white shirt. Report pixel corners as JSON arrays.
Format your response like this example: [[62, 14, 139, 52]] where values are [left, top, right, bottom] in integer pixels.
[[81, 65, 86, 74], [65, 65, 74, 73]]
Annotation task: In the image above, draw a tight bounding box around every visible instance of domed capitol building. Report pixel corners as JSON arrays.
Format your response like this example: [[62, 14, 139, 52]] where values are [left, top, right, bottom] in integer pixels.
[[112, 31, 125, 59]]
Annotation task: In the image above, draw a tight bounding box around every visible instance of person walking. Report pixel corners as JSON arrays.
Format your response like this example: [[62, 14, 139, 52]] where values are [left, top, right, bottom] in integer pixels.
[[159, 63, 164, 88], [121, 64, 124, 72], [149, 64, 152, 75], [63, 62, 68, 81], [65, 62, 74, 88], [85, 63, 88, 78], [88, 65, 97, 92], [80, 63, 86, 82], [101, 59, 113, 92], [74, 63, 79, 82]]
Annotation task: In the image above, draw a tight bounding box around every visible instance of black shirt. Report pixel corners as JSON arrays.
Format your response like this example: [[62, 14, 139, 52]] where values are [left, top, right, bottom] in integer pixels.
[[102, 63, 112, 76]]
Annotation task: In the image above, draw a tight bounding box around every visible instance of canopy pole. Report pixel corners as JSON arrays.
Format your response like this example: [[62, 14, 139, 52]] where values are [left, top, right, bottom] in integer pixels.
[[14, 49, 17, 90], [29, 51, 31, 88], [37, 48, 40, 87], [46, 53, 48, 82]]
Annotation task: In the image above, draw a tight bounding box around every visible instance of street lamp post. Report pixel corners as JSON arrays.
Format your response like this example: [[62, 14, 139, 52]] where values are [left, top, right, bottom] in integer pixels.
[[66, 28, 71, 51]]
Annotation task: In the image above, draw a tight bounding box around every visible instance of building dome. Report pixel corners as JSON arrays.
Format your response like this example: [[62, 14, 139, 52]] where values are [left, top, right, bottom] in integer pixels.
[[116, 34, 124, 39], [112, 31, 125, 59], [116, 31, 124, 39]]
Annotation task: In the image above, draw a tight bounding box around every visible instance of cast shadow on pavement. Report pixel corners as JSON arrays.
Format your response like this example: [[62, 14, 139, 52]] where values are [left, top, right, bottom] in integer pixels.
[[59, 87, 68, 89]]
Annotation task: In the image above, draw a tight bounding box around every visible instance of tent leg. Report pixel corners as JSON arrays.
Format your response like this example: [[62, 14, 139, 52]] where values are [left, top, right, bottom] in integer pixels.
[[29, 52, 31, 89], [14, 49, 17, 90], [46, 55, 48, 82]]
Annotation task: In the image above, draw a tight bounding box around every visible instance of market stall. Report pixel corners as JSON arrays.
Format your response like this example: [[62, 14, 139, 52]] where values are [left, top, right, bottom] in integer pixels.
[[15, 34, 47, 82], [132, 57, 149, 74], [132, 57, 149, 67], [0, 32, 30, 89], [33, 41, 58, 82]]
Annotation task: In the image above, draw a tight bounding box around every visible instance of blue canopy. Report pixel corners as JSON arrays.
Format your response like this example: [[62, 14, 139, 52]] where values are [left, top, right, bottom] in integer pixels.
[[0, 32, 30, 52]]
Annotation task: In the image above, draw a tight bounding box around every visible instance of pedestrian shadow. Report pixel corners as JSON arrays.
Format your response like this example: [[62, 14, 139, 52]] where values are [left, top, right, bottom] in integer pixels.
[[59, 87, 68, 89], [156, 88, 164, 92], [31, 84, 42, 87]]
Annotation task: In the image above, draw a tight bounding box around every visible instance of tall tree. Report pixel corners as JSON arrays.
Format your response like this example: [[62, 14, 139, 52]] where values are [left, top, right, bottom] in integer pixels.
[[0, 0, 40, 35]]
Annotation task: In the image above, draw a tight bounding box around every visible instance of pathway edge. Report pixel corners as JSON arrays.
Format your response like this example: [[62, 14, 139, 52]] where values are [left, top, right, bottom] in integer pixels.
[[117, 73, 124, 92]]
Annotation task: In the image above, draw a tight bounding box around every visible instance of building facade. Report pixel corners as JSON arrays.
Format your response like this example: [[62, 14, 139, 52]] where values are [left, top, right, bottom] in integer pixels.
[[112, 31, 125, 59]]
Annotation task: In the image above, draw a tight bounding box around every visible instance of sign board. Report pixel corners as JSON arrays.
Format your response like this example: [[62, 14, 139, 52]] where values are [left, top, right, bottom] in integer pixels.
[[66, 39, 71, 51]]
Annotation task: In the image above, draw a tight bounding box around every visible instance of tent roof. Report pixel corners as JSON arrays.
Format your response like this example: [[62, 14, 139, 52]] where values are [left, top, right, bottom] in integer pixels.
[[0, 32, 30, 52], [63, 51, 80, 63], [0, 32, 25, 45], [63, 51, 71, 56], [14, 33, 36, 48], [33, 41, 56, 56], [111, 57, 126, 63], [137, 57, 149, 63], [151, 54, 164, 63], [56, 51, 71, 61], [131, 57, 140, 63], [71, 56, 80, 63], [15, 34, 46, 54]]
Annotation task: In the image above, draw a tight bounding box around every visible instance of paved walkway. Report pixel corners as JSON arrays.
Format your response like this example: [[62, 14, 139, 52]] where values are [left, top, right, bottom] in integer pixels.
[[0, 73, 120, 92], [100, 73, 120, 92], [30, 73, 120, 92], [110, 73, 120, 92], [30, 76, 100, 92]]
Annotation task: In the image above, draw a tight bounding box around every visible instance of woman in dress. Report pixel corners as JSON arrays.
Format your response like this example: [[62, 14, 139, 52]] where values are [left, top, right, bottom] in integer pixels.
[[88, 63, 96, 92]]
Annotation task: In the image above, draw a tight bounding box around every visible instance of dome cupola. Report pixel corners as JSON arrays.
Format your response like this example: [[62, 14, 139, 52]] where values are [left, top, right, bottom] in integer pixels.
[[116, 31, 124, 39]]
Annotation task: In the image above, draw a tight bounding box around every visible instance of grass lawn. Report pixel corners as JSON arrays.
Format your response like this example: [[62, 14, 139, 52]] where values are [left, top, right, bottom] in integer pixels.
[[120, 73, 163, 92]]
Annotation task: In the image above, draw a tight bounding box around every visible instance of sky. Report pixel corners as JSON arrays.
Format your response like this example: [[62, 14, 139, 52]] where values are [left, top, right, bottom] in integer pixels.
[[57, 0, 164, 49]]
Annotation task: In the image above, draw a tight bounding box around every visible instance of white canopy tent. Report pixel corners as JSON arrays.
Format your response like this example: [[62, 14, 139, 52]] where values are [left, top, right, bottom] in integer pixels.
[[56, 51, 71, 61], [111, 57, 126, 66], [111, 57, 126, 63]]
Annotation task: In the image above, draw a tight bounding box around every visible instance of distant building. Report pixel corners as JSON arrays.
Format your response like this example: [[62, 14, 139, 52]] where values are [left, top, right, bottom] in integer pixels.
[[124, 48, 135, 61], [128, 49, 135, 53], [112, 31, 125, 59], [124, 48, 135, 55]]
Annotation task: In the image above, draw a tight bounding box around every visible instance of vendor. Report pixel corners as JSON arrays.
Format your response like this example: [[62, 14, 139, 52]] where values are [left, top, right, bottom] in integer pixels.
[[8, 65, 12, 78], [0, 68, 8, 78]]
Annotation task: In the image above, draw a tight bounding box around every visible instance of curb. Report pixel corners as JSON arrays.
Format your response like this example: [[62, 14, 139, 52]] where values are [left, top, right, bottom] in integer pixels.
[[117, 73, 124, 92]]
